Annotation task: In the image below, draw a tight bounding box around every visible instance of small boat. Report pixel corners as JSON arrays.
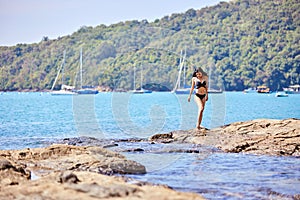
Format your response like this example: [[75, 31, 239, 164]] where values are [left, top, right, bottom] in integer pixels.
[[208, 88, 223, 93], [283, 84, 300, 94], [75, 86, 99, 95], [257, 86, 270, 93], [130, 65, 152, 94], [275, 91, 288, 97], [51, 87, 77, 96], [131, 88, 152, 94], [243, 87, 257, 93]]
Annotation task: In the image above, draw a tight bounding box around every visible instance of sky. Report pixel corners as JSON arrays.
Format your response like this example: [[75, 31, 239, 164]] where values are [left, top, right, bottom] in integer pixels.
[[0, 0, 228, 46]]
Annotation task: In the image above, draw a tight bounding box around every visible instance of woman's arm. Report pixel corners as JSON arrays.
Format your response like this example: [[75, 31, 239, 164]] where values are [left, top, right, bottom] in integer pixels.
[[188, 78, 195, 102], [205, 76, 209, 101]]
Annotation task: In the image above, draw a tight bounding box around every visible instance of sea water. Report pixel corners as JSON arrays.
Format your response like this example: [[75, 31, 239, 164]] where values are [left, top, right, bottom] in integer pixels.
[[0, 92, 299, 199]]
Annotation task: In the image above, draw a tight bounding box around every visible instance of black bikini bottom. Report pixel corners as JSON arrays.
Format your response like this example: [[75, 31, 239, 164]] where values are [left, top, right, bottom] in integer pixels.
[[196, 93, 206, 100]]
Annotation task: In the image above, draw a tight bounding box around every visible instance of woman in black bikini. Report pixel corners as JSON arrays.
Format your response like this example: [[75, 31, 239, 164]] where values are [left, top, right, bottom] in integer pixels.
[[188, 69, 208, 129]]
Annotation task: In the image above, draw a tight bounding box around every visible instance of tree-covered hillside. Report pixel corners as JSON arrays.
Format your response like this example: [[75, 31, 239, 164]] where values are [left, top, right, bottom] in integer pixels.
[[0, 0, 299, 91]]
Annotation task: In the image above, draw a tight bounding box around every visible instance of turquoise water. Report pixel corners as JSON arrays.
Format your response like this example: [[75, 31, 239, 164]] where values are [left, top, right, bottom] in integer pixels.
[[0, 92, 299, 199], [1, 92, 299, 148]]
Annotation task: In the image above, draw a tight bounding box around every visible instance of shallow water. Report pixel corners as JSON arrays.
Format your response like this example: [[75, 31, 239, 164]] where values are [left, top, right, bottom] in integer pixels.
[[0, 92, 299, 199], [103, 139, 300, 200], [124, 150, 300, 200]]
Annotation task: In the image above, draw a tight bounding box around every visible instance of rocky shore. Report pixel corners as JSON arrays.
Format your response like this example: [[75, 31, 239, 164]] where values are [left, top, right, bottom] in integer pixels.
[[1, 118, 299, 199], [150, 118, 300, 156], [0, 145, 203, 199]]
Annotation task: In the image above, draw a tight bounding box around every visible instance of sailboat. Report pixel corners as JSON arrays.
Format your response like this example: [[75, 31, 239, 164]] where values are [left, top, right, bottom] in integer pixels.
[[51, 50, 77, 95], [130, 65, 152, 94], [172, 49, 190, 94], [74, 48, 98, 95]]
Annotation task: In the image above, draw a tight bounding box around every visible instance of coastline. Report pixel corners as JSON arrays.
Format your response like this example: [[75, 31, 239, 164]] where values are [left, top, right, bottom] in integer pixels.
[[1, 118, 299, 199]]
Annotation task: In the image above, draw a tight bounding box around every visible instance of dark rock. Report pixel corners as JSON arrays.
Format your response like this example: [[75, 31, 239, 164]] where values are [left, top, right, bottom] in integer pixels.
[[58, 171, 80, 184], [0, 159, 13, 170], [149, 132, 173, 140]]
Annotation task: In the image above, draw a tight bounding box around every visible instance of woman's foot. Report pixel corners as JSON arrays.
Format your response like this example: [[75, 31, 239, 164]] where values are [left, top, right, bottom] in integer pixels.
[[196, 126, 201, 130]]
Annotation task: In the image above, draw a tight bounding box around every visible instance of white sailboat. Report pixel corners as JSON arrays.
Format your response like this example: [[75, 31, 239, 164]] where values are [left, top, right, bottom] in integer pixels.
[[51, 50, 77, 95], [74, 48, 98, 95], [130, 65, 152, 94], [172, 49, 190, 94]]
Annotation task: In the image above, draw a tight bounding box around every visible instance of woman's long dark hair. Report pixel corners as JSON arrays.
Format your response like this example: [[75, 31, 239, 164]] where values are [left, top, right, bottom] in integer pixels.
[[192, 68, 208, 77]]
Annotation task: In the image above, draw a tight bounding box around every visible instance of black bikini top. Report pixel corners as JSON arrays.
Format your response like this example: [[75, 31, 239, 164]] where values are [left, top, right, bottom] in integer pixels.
[[195, 79, 206, 89]]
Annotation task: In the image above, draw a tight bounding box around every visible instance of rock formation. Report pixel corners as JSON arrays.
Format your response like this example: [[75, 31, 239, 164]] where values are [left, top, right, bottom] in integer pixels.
[[150, 118, 300, 156]]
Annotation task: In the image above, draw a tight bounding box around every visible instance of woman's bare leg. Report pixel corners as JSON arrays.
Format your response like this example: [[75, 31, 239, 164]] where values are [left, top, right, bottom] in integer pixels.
[[194, 96, 206, 129]]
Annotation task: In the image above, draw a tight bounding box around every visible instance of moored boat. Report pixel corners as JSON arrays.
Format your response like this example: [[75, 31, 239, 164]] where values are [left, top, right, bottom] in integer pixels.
[[129, 65, 152, 94], [50, 51, 77, 96], [283, 84, 300, 94], [51, 88, 77, 96], [130, 88, 152, 94], [243, 87, 257, 93], [172, 49, 191, 94], [73, 48, 98, 95], [275, 91, 288, 97], [257, 86, 270, 93], [208, 88, 223, 93]]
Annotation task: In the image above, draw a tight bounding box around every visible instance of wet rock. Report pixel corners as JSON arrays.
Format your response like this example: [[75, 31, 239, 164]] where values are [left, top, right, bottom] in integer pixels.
[[150, 118, 300, 156], [55, 136, 118, 148], [125, 148, 145, 152], [115, 138, 146, 142]]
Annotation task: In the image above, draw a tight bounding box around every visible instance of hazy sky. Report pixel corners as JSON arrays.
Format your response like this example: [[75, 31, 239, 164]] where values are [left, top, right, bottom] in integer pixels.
[[0, 0, 228, 46]]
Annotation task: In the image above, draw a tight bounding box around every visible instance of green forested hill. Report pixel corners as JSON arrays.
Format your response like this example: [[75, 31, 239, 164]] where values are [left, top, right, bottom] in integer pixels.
[[0, 0, 299, 91]]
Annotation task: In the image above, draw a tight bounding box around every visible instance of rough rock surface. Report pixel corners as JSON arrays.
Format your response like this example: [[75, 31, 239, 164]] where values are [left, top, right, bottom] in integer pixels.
[[0, 144, 204, 200], [0, 144, 146, 177], [0, 170, 204, 200], [150, 118, 300, 156]]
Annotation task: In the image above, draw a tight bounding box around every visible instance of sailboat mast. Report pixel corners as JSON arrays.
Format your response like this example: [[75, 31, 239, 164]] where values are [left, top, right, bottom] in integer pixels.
[[140, 66, 143, 90], [61, 51, 65, 89], [133, 66, 136, 90], [178, 50, 183, 89], [208, 64, 212, 91], [172, 50, 184, 92], [51, 50, 66, 90], [80, 48, 83, 89], [183, 48, 186, 88]]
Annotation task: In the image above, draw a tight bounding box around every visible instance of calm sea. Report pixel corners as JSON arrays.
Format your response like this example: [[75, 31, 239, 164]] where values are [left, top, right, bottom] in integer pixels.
[[0, 92, 299, 199]]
